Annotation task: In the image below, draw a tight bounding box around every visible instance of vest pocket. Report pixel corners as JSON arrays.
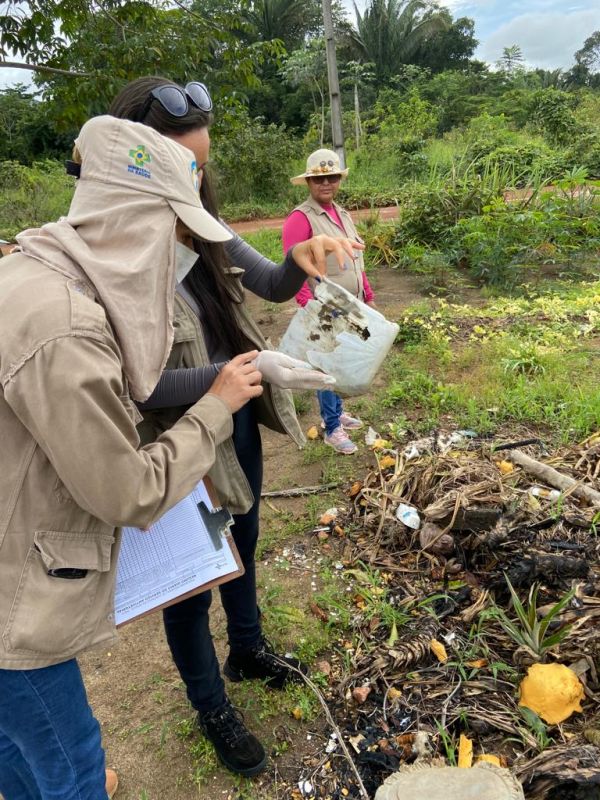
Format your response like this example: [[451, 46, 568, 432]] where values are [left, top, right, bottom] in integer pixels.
[[3, 531, 114, 656]]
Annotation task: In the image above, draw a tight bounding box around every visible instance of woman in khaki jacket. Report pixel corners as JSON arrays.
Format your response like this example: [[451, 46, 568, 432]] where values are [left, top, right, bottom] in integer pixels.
[[0, 109, 331, 800], [108, 77, 363, 779]]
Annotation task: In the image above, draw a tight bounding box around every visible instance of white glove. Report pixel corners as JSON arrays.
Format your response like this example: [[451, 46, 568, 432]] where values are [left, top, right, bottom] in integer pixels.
[[253, 351, 336, 390]]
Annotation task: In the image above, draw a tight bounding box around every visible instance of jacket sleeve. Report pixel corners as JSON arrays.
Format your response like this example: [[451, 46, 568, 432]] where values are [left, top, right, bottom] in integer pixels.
[[4, 333, 233, 530], [223, 229, 306, 302]]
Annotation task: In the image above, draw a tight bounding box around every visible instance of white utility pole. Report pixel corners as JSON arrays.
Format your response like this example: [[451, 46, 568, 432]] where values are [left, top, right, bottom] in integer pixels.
[[322, 0, 346, 167]]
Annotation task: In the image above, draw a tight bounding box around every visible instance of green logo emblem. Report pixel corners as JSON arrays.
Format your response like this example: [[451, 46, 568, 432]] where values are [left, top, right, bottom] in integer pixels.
[[129, 145, 152, 168]]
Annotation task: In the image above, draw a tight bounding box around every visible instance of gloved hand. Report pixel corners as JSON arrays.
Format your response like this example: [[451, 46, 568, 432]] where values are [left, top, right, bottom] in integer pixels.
[[253, 351, 336, 390]]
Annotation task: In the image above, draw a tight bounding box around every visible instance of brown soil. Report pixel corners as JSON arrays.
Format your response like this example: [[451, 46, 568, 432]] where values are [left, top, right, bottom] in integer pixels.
[[228, 206, 399, 235]]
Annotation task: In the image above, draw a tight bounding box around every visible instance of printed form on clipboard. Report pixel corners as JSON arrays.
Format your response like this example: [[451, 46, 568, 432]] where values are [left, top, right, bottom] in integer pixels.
[[115, 480, 243, 626]]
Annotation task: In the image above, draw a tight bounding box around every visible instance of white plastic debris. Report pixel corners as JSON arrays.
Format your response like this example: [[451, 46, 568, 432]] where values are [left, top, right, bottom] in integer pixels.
[[298, 779, 314, 797], [402, 429, 478, 460], [529, 486, 561, 500], [279, 279, 399, 396], [365, 426, 380, 446], [325, 733, 338, 753], [395, 503, 421, 529]]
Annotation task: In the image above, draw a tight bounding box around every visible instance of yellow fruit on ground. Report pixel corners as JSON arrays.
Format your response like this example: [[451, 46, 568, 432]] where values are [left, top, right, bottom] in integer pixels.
[[519, 662, 584, 724]]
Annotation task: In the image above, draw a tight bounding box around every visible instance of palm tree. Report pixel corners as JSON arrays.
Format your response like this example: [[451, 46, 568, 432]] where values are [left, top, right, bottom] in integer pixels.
[[353, 0, 449, 84], [243, 0, 322, 51]]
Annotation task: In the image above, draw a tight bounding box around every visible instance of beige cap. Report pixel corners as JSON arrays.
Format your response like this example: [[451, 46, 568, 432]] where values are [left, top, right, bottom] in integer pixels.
[[74, 115, 231, 243], [291, 148, 349, 185]]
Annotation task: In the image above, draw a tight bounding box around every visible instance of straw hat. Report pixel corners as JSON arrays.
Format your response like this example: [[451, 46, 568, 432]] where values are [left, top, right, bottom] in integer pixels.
[[290, 148, 349, 185]]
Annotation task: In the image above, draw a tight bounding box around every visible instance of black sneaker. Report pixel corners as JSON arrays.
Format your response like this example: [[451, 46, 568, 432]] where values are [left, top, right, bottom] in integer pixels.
[[197, 700, 267, 777], [223, 636, 308, 689]]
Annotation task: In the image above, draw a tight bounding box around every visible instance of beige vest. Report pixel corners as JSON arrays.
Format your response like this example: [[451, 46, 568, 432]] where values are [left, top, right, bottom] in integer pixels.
[[294, 196, 365, 299], [138, 269, 305, 514]]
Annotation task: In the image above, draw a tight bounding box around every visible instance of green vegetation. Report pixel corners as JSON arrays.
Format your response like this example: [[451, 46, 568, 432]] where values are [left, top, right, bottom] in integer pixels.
[[483, 577, 575, 660], [380, 281, 600, 439], [2, 2, 600, 262]]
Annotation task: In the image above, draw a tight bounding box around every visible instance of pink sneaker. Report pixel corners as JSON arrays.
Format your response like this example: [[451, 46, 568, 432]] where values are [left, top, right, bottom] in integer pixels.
[[323, 427, 358, 454], [340, 412, 363, 430]]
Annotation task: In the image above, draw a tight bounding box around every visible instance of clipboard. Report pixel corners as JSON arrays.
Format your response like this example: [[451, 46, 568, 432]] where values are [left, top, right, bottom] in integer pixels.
[[115, 477, 244, 626]]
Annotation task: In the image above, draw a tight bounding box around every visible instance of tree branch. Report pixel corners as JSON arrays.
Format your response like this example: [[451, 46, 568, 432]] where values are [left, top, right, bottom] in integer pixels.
[[0, 60, 90, 77]]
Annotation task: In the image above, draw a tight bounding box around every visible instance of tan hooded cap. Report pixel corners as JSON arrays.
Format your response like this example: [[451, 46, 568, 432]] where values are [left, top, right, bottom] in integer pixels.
[[16, 115, 230, 401]]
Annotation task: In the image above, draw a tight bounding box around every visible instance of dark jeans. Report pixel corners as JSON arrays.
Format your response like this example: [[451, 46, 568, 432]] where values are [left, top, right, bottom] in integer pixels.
[[0, 659, 107, 800], [318, 389, 343, 435], [163, 402, 263, 713]]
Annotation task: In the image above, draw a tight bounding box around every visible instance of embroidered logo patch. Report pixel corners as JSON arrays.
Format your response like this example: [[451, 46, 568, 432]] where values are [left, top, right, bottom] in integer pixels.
[[128, 145, 152, 179], [190, 160, 199, 192]]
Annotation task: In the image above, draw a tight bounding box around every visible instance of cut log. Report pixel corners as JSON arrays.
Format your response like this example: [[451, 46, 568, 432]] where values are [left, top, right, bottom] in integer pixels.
[[509, 450, 600, 506]]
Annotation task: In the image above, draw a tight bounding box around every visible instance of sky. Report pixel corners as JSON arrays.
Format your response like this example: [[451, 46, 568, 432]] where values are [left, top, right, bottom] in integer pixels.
[[351, 0, 600, 70], [1, 0, 599, 90]]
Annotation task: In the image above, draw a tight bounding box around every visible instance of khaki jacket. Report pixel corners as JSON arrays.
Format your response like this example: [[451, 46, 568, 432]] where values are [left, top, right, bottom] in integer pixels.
[[0, 253, 234, 669], [294, 197, 365, 298], [138, 272, 305, 514]]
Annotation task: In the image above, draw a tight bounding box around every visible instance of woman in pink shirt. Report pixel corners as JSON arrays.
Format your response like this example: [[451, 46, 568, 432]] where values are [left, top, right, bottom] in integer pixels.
[[282, 149, 375, 454]]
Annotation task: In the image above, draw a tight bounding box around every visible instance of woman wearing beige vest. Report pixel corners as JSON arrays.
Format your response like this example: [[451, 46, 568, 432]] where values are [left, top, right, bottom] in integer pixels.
[[108, 78, 365, 780], [283, 149, 376, 454]]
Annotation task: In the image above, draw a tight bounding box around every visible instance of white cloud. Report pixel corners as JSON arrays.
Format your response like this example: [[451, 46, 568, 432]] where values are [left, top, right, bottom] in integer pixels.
[[480, 8, 599, 69], [0, 65, 34, 91]]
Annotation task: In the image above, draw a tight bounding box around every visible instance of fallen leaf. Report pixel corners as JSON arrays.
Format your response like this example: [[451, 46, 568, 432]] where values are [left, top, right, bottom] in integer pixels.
[[334, 525, 345, 536], [348, 481, 363, 498], [419, 522, 454, 555], [316, 659, 332, 677], [316, 530, 329, 542], [458, 733, 473, 768], [291, 706, 303, 720], [430, 639, 448, 663], [307, 425, 319, 440], [349, 733, 366, 753], [309, 603, 329, 623], [465, 658, 488, 669], [352, 686, 372, 704], [497, 460, 514, 475], [319, 507, 338, 525], [371, 438, 391, 450], [387, 687, 402, 703], [475, 754, 501, 766], [379, 455, 396, 469]]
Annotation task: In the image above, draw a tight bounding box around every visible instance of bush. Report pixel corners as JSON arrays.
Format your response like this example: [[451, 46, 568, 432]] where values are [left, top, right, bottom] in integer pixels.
[[529, 88, 579, 146], [479, 143, 567, 185], [212, 112, 297, 205], [0, 159, 74, 239], [393, 172, 503, 247]]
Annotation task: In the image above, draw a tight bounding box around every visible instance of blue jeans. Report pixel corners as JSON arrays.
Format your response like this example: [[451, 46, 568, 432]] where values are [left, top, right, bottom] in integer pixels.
[[162, 402, 263, 713], [318, 390, 344, 435], [0, 659, 107, 800]]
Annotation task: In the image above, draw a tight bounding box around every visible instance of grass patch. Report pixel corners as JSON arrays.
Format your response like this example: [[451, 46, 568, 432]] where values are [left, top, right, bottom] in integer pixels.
[[379, 281, 600, 441], [240, 228, 283, 263]]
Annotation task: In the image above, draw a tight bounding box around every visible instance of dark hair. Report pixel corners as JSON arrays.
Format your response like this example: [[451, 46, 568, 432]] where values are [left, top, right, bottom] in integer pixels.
[[109, 76, 247, 358], [108, 76, 212, 134]]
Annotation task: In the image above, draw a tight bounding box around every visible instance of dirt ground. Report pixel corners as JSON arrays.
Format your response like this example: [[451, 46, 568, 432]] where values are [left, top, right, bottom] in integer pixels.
[[80, 267, 434, 800]]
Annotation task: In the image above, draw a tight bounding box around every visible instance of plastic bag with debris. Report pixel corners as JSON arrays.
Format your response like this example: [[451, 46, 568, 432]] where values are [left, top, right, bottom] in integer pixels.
[[278, 279, 399, 396]]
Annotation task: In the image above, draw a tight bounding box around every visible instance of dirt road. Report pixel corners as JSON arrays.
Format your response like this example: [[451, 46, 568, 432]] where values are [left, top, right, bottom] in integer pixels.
[[228, 205, 399, 235]]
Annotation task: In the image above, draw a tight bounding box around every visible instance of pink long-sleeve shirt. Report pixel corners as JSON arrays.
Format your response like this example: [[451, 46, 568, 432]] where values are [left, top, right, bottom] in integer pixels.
[[282, 206, 374, 307]]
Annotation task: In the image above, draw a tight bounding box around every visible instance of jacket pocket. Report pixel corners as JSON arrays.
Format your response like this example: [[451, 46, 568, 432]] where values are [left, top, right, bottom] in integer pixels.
[[3, 531, 114, 656]]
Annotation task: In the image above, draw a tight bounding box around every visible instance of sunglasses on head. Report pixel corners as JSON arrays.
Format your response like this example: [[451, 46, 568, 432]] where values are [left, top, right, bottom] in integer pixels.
[[310, 174, 341, 184], [138, 82, 213, 122]]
